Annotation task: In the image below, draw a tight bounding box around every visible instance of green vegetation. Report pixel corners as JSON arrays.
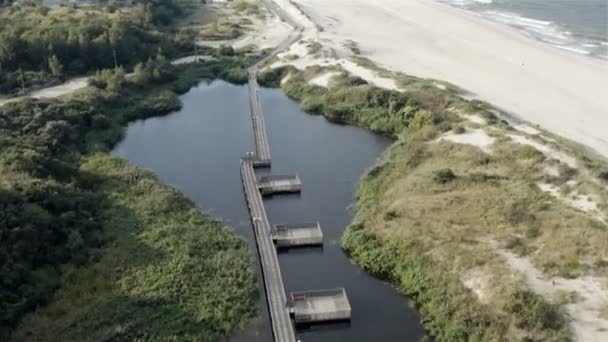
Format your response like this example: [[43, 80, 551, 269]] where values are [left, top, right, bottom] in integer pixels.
[[0, 44, 258, 339], [0, 2, 191, 94], [259, 66, 457, 137], [232, 0, 260, 15], [261, 64, 608, 341], [10, 155, 256, 342]]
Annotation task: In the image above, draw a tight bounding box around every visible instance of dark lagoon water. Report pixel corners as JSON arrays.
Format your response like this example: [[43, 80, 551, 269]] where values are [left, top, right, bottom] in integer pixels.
[[112, 80, 426, 341]]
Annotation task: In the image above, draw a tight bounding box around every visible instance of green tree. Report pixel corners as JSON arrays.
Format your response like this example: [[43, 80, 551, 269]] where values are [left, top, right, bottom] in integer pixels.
[[108, 21, 125, 68], [48, 54, 63, 78], [0, 32, 17, 72], [133, 62, 150, 84]]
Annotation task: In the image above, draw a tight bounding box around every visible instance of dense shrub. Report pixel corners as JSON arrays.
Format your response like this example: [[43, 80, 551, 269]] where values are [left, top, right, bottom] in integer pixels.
[[0, 4, 191, 94], [432, 168, 456, 184]]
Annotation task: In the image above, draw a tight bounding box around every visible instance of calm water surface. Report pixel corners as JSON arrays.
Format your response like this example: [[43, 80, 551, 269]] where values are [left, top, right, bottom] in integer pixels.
[[112, 80, 426, 341]]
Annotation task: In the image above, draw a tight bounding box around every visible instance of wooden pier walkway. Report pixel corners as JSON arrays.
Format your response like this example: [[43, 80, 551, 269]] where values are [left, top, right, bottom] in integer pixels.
[[238, 2, 351, 342], [247, 19, 302, 167], [241, 157, 296, 342], [248, 73, 272, 167]]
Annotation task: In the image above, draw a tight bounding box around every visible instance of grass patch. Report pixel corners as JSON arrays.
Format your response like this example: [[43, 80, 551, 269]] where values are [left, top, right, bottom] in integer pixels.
[[10, 156, 256, 342]]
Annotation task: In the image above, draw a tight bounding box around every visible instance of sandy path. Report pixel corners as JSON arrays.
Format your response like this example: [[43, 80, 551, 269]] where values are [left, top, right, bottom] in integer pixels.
[[499, 249, 608, 342], [0, 77, 91, 108], [288, 0, 608, 157]]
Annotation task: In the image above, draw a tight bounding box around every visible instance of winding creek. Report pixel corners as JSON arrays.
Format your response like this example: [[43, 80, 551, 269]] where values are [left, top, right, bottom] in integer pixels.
[[112, 80, 426, 341]]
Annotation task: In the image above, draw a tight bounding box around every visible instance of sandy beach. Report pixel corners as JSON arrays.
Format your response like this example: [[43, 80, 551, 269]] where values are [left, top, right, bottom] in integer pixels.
[[281, 0, 608, 157]]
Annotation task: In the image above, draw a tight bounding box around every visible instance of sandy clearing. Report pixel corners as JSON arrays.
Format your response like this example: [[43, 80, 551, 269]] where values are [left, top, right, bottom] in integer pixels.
[[537, 182, 605, 223], [232, 12, 292, 50], [544, 165, 560, 177], [464, 114, 487, 126], [272, 53, 400, 90], [508, 133, 578, 168], [0, 77, 90, 108], [268, 0, 400, 89], [462, 268, 491, 304], [171, 55, 216, 65], [197, 2, 292, 50], [29, 77, 90, 99], [514, 124, 541, 136], [309, 71, 339, 87], [437, 129, 495, 153], [499, 249, 608, 342], [285, 0, 608, 157]]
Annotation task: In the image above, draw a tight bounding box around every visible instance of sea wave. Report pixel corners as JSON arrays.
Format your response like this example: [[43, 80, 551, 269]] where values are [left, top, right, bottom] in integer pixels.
[[481, 10, 607, 58], [440, 0, 608, 60], [446, 0, 493, 5]]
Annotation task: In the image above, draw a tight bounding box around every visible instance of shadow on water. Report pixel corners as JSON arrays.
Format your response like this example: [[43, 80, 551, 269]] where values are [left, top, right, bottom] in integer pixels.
[[112, 80, 427, 342]]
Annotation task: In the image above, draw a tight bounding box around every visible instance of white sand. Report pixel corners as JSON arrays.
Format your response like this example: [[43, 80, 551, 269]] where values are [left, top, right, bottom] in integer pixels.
[[499, 249, 608, 342], [309, 71, 339, 87], [508, 133, 578, 168], [514, 124, 541, 136], [196, 3, 292, 50], [170, 55, 216, 65], [462, 268, 491, 304], [29, 77, 90, 99], [437, 129, 495, 153], [0, 77, 90, 107], [272, 46, 400, 90], [232, 12, 292, 50], [464, 114, 487, 126], [279, 0, 608, 157], [537, 182, 605, 224]]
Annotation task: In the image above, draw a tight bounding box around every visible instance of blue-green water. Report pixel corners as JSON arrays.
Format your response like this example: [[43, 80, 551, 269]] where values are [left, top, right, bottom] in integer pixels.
[[440, 0, 608, 59]]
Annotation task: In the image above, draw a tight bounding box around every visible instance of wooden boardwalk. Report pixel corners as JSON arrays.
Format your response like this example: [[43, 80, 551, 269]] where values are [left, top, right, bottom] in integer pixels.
[[246, 16, 302, 167], [248, 73, 272, 166], [239, 2, 351, 342], [241, 157, 296, 342]]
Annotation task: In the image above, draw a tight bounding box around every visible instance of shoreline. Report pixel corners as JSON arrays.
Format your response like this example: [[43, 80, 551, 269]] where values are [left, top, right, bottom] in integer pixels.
[[436, 0, 608, 61], [281, 0, 608, 158]]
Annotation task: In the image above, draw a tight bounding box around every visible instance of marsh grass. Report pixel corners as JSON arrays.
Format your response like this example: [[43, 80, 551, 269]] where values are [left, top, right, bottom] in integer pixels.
[[2, 57, 258, 339], [11, 156, 256, 342]]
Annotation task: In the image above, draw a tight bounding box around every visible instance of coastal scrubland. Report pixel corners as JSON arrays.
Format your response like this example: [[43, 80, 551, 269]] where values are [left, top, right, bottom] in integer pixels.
[[0, 1, 191, 95], [0, 1, 260, 339], [259, 64, 608, 341]]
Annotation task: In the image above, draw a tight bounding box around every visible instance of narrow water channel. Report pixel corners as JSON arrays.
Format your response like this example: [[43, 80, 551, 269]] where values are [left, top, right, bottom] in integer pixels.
[[112, 80, 426, 341]]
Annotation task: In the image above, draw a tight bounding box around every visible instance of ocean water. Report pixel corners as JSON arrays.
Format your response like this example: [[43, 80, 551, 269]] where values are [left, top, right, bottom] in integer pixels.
[[440, 0, 608, 60]]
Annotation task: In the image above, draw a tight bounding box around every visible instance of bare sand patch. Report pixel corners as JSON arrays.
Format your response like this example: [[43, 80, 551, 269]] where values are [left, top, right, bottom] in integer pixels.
[[29, 77, 90, 99], [464, 114, 487, 126], [0, 77, 91, 108], [462, 268, 492, 304], [171, 55, 216, 65], [309, 71, 339, 87], [514, 124, 541, 136], [499, 249, 608, 342], [437, 129, 495, 153], [537, 182, 605, 223], [508, 134, 577, 168], [196, 0, 292, 50]]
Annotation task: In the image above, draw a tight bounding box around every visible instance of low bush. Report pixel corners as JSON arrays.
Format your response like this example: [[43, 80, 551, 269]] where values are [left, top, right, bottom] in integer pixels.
[[432, 168, 456, 184]]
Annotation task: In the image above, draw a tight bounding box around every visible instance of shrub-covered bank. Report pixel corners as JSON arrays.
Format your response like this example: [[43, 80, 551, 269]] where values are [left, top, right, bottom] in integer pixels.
[[256, 65, 604, 341], [0, 54, 258, 340]]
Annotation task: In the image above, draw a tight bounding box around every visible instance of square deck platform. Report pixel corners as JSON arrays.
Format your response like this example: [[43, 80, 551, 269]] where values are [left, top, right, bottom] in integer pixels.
[[272, 223, 323, 248], [258, 175, 301, 195], [289, 288, 351, 324]]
